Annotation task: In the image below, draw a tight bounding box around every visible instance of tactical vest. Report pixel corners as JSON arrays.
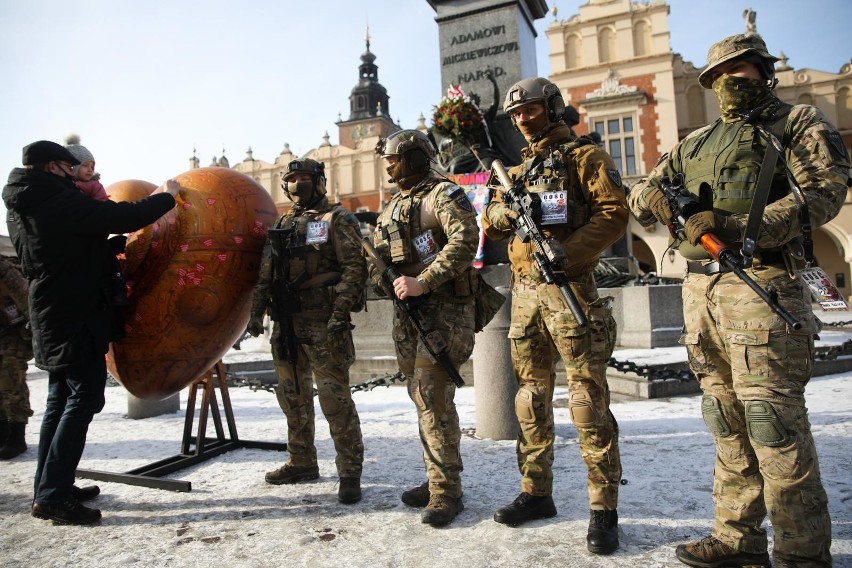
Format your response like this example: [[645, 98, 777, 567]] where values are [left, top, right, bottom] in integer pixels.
[[271, 205, 346, 289], [380, 178, 452, 271], [514, 137, 595, 238], [377, 178, 478, 297], [676, 101, 792, 260]]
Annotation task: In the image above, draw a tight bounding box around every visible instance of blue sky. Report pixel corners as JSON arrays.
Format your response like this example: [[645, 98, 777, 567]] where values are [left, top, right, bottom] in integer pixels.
[[1, 0, 849, 233]]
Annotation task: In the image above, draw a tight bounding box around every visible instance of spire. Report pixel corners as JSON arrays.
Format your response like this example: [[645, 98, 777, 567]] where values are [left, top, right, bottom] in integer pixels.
[[345, 25, 390, 122]]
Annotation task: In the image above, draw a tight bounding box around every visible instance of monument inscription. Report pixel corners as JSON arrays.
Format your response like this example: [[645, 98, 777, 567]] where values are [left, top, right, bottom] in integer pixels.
[[430, 0, 547, 110]]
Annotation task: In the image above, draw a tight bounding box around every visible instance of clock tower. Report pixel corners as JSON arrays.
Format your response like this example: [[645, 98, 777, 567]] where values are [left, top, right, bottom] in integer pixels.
[[337, 27, 399, 150]]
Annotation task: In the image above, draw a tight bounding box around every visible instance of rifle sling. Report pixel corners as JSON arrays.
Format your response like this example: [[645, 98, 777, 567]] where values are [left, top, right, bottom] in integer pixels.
[[740, 130, 781, 265]]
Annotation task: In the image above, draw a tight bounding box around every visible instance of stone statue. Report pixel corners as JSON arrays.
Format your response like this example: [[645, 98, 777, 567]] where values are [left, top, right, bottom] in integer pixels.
[[743, 8, 757, 34]]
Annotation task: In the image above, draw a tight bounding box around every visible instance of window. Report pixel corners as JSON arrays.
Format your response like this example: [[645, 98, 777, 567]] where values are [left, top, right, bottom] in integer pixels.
[[838, 87, 852, 129], [633, 21, 651, 57], [686, 86, 707, 126], [598, 27, 616, 64], [565, 34, 581, 69], [593, 114, 637, 175]]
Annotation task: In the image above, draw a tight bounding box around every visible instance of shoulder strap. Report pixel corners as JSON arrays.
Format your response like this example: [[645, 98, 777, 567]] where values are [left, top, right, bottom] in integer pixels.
[[740, 102, 794, 265]]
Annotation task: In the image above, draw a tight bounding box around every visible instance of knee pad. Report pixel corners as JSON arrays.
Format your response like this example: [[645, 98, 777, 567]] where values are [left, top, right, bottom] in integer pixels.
[[701, 395, 731, 438], [745, 400, 790, 447], [515, 386, 548, 424], [568, 389, 599, 428]]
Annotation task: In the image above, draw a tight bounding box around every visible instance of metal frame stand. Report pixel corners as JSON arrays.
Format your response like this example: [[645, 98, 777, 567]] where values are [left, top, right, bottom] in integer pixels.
[[76, 360, 287, 492]]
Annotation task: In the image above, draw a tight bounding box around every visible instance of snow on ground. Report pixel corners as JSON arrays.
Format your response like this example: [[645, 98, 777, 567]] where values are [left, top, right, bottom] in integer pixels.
[[1, 337, 851, 567]]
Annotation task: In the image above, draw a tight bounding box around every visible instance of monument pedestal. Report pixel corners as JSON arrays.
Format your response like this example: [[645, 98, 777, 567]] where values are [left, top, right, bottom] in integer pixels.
[[472, 264, 518, 440]]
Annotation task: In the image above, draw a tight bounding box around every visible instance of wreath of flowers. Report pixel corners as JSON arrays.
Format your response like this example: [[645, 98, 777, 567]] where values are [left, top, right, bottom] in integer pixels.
[[431, 84, 487, 148]]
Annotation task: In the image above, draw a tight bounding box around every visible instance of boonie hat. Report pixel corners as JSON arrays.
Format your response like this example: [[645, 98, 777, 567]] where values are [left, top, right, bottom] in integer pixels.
[[698, 33, 780, 89], [22, 140, 81, 166]]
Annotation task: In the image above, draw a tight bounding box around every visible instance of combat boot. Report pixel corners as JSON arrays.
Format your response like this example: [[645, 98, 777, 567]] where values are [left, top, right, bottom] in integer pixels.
[[0, 422, 26, 459], [587, 509, 619, 555], [337, 477, 361, 504], [421, 494, 463, 527], [493, 492, 557, 527], [675, 536, 771, 567], [401, 482, 430, 507], [264, 463, 319, 485]]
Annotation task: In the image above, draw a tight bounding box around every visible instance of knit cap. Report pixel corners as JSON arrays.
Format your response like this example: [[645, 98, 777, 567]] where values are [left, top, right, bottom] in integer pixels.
[[64, 133, 95, 164]]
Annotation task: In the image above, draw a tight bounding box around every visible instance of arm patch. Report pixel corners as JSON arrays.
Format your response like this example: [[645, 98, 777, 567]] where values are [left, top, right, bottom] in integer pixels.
[[445, 185, 473, 212]]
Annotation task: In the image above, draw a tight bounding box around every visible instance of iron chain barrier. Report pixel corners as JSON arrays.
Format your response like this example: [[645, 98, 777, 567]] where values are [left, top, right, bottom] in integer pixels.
[[226, 337, 852, 394]]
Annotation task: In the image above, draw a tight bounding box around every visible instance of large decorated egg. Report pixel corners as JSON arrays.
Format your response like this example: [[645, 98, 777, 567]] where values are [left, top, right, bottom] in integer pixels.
[[106, 167, 277, 399]]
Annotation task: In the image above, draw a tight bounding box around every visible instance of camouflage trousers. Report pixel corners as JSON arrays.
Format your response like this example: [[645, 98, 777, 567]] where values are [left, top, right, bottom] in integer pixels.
[[0, 332, 33, 423], [271, 314, 363, 478], [681, 266, 831, 566], [393, 296, 475, 499], [509, 274, 621, 509]]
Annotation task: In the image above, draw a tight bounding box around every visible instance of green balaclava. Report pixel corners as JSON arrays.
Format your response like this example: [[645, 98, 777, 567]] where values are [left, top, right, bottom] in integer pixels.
[[712, 74, 773, 123]]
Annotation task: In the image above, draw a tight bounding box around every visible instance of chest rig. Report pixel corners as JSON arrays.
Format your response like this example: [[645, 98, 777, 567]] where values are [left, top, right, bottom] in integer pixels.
[[676, 101, 792, 259], [682, 101, 791, 214], [270, 208, 338, 287], [379, 178, 448, 266], [515, 138, 594, 233]]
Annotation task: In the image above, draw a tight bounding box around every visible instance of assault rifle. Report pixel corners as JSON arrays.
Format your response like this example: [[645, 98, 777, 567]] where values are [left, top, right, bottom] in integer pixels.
[[658, 175, 801, 330], [491, 159, 588, 327], [361, 239, 465, 388], [267, 228, 308, 395]]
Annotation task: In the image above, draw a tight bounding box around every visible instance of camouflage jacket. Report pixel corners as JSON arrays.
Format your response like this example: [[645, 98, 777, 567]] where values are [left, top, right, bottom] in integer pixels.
[[629, 99, 850, 258], [250, 196, 366, 318], [371, 173, 478, 297], [0, 255, 29, 333], [482, 124, 629, 278]]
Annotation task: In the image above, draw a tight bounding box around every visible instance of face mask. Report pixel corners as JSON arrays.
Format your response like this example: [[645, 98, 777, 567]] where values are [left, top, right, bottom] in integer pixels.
[[712, 74, 772, 122], [516, 113, 549, 139], [386, 161, 404, 182], [286, 180, 314, 204]]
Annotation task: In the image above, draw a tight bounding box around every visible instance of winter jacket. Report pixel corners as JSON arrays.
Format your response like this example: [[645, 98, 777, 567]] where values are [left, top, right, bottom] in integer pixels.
[[2, 167, 175, 371]]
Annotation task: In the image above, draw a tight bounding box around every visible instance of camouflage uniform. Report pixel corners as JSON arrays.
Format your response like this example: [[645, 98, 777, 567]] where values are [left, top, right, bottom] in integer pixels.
[[0, 255, 33, 425], [629, 36, 849, 564], [372, 172, 478, 499], [250, 196, 366, 478], [483, 123, 628, 509]]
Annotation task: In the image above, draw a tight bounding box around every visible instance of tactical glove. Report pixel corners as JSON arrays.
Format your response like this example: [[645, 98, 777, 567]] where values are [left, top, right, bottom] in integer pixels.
[[327, 311, 349, 333], [246, 315, 264, 337], [683, 211, 741, 246], [645, 187, 673, 226], [485, 203, 519, 231]]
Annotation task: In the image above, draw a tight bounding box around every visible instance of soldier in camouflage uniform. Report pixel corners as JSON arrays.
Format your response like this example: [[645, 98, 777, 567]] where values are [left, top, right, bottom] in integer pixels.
[[0, 254, 33, 459], [482, 77, 627, 555], [247, 158, 367, 504], [372, 129, 478, 527], [629, 34, 850, 568]]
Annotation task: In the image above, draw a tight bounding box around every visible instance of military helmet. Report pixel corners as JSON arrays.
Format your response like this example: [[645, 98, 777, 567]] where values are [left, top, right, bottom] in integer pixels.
[[503, 77, 566, 123], [375, 129, 436, 162], [282, 158, 326, 199], [282, 158, 326, 183], [698, 33, 780, 89]]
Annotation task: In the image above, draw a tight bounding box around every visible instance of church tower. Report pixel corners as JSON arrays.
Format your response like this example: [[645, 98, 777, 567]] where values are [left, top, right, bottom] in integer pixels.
[[337, 27, 398, 150]]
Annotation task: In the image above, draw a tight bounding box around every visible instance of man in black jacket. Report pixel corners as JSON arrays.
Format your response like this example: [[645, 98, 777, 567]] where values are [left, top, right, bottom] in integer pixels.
[[2, 140, 180, 525]]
